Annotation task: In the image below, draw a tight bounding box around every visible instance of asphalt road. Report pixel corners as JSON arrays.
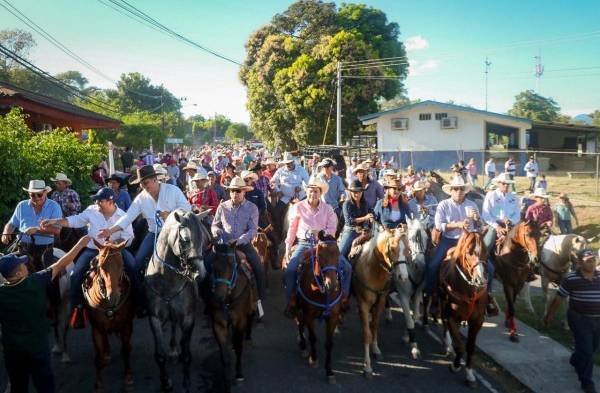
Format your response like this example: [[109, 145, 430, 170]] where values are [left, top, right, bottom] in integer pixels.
[[0, 270, 529, 393]]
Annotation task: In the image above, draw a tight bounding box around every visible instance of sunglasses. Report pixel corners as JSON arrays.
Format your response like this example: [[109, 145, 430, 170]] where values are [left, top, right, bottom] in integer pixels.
[[29, 192, 44, 198], [230, 189, 243, 194], [450, 187, 466, 192]]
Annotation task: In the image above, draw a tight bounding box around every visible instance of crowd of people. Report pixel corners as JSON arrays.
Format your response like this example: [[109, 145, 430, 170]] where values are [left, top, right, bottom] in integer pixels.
[[0, 143, 597, 393]]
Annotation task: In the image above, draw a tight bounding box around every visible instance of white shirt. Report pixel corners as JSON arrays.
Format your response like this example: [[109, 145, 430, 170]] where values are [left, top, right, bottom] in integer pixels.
[[484, 160, 496, 175], [67, 205, 133, 250], [346, 166, 357, 183], [115, 183, 191, 233], [482, 189, 520, 228], [523, 161, 539, 178], [271, 165, 310, 204], [505, 160, 516, 175]]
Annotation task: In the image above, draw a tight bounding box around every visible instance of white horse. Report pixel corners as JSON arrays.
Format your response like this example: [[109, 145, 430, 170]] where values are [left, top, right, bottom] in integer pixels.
[[391, 217, 427, 359]]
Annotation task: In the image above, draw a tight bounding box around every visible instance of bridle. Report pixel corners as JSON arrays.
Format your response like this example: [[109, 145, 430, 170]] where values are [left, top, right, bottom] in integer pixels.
[[83, 250, 130, 318]]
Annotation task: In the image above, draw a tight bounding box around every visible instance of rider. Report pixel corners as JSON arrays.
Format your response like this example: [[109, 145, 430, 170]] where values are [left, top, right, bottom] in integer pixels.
[[49, 173, 81, 217], [209, 176, 265, 316], [270, 152, 309, 235], [339, 180, 373, 259], [188, 171, 219, 217], [408, 180, 438, 227], [241, 170, 267, 227], [318, 158, 346, 219], [98, 165, 192, 279], [481, 172, 521, 311], [105, 174, 132, 212], [1, 180, 62, 267], [40, 187, 139, 317], [426, 177, 483, 310], [352, 163, 384, 210], [374, 178, 411, 229], [283, 177, 352, 318], [525, 188, 553, 233]]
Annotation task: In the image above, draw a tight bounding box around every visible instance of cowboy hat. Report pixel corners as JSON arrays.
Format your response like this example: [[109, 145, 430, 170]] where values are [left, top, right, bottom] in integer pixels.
[[183, 161, 198, 171], [279, 152, 295, 164], [304, 176, 329, 195], [318, 158, 336, 168], [225, 176, 253, 191], [129, 165, 159, 185], [347, 179, 364, 192], [240, 170, 258, 182], [22, 180, 52, 193], [105, 173, 125, 186], [412, 180, 428, 192], [153, 164, 170, 180], [382, 169, 396, 177], [532, 187, 550, 199], [192, 171, 208, 181], [383, 178, 403, 189], [492, 172, 516, 185], [262, 157, 277, 166], [50, 172, 72, 186], [441, 176, 472, 194], [352, 163, 370, 174]]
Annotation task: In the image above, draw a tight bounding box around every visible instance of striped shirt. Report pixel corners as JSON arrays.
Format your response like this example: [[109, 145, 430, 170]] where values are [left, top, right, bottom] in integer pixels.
[[558, 271, 600, 315]]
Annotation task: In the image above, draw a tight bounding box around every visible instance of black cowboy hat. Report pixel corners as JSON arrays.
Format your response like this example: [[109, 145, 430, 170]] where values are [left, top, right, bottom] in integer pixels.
[[128, 165, 158, 185], [104, 173, 125, 186], [347, 179, 364, 192]]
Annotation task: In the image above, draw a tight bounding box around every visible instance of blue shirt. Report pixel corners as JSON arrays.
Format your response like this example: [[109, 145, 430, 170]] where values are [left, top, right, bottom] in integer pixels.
[[319, 173, 346, 209], [114, 189, 132, 212], [245, 186, 266, 213], [374, 199, 410, 229], [342, 199, 370, 227], [8, 199, 63, 245], [360, 179, 384, 211]]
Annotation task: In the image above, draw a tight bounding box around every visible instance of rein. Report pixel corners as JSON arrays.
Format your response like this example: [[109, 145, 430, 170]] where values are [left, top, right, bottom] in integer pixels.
[[211, 250, 250, 321], [83, 265, 130, 319], [152, 212, 196, 278]]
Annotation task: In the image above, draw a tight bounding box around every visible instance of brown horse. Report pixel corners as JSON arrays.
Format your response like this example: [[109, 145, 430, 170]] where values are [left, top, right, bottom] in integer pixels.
[[493, 220, 540, 342], [295, 232, 343, 384], [210, 242, 257, 392], [352, 226, 409, 377], [83, 240, 134, 393], [439, 230, 488, 387], [252, 225, 273, 288]]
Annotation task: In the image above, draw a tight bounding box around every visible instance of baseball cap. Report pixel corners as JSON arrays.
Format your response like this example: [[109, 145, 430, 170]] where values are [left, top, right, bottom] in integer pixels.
[[91, 187, 115, 201], [0, 254, 29, 277], [577, 249, 597, 260]]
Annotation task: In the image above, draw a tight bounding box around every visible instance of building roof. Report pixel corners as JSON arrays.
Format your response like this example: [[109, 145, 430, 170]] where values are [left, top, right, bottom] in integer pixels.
[[532, 121, 600, 133], [0, 81, 120, 126], [358, 100, 532, 125]]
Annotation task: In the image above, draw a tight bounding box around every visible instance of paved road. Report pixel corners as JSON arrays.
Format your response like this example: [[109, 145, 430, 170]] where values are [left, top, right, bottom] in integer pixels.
[[1, 270, 528, 393]]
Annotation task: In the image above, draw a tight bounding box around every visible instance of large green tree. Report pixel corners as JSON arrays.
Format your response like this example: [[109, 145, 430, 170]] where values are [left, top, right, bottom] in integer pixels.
[[104, 72, 181, 114], [225, 122, 252, 142], [240, 0, 408, 149], [507, 90, 561, 122]]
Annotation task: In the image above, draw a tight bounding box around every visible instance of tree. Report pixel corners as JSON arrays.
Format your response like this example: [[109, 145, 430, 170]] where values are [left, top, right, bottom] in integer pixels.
[[225, 123, 252, 142], [591, 110, 600, 127], [240, 0, 408, 149], [105, 72, 181, 115], [0, 29, 35, 76], [508, 90, 560, 122], [378, 92, 411, 111]]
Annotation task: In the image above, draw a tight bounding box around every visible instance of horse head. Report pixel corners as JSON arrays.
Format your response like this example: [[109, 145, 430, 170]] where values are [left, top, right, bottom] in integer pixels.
[[212, 242, 238, 304], [314, 231, 341, 296], [376, 226, 409, 278], [94, 239, 128, 307], [452, 231, 487, 288], [514, 220, 540, 265], [406, 217, 428, 265]]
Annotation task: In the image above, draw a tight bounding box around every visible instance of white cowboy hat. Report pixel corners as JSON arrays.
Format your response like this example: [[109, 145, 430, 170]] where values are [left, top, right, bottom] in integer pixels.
[[279, 152, 295, 164], [50, 172, 72, 186], [412, 180, 428, 192], [183, 161, 198, 171], [153, 164, 170, 180], [23, 180, 52, 193], [532, 187, 550, 199], [441, 176, 472, 194], [191, 171, 208, 181], [382, 169, 396, 177], [225, 176, 253, 191], [262, 157, 277, 166], [492, 172, 516, 185], [303, 176, 329, 195], [352, 163, 370, 174], [240, 170, 258, 182]]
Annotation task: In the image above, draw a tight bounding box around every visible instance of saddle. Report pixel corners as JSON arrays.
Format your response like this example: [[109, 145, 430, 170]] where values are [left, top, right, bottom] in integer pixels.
[[348, 230, 372, 261]]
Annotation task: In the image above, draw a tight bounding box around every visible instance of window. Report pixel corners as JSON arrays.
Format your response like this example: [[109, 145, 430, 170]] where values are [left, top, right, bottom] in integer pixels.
[[435, 113, 448, 120], [418, 113, 431, 121], [391, 118, 408, 130]]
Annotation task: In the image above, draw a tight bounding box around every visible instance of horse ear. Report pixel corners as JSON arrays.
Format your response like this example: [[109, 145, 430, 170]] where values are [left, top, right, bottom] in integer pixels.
[[93, 238, 104, 249], [195, 209, 210, 220], [113, 240, 128, 251], [173, 209, 182, 223]]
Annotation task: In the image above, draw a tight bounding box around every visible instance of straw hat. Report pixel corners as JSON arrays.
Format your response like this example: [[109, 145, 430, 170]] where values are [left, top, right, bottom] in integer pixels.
[[382, 169, 396, 177], [22, 180, 52, 193], [153, 164, 169, 180], [183, 161, 198, 171], [191, 172, 208, 181], [441, 176, 472, 194], [304, 176, 329, 195], [50, 172, 72, 186], [240, 170, 258, 183], [279, 152, 295, 164], [352, 163, 370, 174], [492, 172, 516, 185], [412, 180, 427, 192], [532, 187, 550, 199], [225, 176, 253, 191], [263, 157, 277, 166]]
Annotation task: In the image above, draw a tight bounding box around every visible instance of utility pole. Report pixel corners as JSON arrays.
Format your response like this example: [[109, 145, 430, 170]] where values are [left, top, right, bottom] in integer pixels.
[[213, 112, 217, 143], [336, 61, 342, 146], [484, 57, 492, 111], [534, 51, 544, 94], [160, 87, 165, 153]]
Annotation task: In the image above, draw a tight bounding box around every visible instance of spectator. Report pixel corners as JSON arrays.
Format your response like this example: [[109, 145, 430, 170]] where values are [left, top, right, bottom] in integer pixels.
[[466, 158, 478, 186], [166, 159, 180, 186], [555, 193, 579, 234], [524, 156, 539, 192], [121, 146, 134, 173], [484, 157, 496, 190], [535, 174, 548, 191], [50, 173, 81, 217], [505, 156, 517, 191]]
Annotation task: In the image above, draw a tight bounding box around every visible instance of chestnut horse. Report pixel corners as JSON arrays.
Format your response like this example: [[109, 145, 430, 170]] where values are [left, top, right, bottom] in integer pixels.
[[83, 240, 134, 393], [493, 220, 540, 342], [439, 230, 488, 387], [252, 225, 274, 288], [295, 232, 343, 384], [352, 226, 409, 377]]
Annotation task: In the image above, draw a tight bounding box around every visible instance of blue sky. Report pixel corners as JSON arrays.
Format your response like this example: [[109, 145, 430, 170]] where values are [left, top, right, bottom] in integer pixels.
[[1, 0, 599, 122]]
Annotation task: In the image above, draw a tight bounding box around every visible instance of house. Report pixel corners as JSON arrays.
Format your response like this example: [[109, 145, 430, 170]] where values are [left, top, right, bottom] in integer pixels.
[[359, 100, 600, 173], [0, 81, 121, 135]]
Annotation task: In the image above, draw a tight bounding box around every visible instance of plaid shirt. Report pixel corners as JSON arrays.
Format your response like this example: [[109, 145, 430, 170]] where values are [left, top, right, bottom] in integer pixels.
[[50, 188, 81, 217], [255, 175, 271, 195]]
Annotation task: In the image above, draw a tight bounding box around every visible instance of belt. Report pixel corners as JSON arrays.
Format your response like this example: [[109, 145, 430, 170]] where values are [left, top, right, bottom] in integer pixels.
[[570, 309, 600, 318]]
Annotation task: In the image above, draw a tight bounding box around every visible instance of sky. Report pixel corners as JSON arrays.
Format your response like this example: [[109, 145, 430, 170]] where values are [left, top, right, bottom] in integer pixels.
[[1, 0, 600, 123]]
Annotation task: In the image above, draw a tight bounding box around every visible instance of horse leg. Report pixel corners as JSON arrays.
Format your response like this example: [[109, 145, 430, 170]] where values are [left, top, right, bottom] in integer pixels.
[[307, 317, 318, 368], [120, 320, 134, 388], [92, 328, 107, 393], [102, 333, 111, 362], [358, 300, 374, 377], [503, 286, 519, 342], [180, 314, 195, 393], [298, 315, 308, 358], [168, 319, 179, 359], [398, 290, 420, 359], [325, 314, 337, 384], [369, 295, 387, 359], [521, 282, 535, 314], [212, 318, 231, 392], [232, 321, 245, 383], [413, 286, 423, 327], [464, 314, 484, 388], [446, 318, 464, 373], [55, 297, 71, 363], [149, 315, 173, 392]]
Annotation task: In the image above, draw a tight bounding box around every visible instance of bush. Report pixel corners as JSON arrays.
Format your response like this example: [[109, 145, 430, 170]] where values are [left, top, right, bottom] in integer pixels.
[[0, 108, 105, 221]]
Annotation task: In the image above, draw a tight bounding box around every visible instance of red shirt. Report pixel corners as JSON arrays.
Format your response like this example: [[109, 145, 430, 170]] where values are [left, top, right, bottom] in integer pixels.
[[525, 204, 553, 227], [188, 188, 218, 215]]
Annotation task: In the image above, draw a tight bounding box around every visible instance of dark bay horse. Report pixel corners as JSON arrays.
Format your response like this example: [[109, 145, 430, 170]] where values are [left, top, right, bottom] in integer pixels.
[[493, 220, 540, 342], [295, 232, 343, 384], [439, 230, 488, 387], [146, 209, 209, 393], [83, 240, 134, 393], [210, 242, 257, 391]]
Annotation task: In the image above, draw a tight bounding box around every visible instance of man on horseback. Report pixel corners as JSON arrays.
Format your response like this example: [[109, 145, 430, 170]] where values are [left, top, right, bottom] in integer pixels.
[[408, 180, 437, 227], [50, 173, 81, 218], [270, 152, 309, 237], [317, 158, 346, 218], [283, 177, 351, 318]]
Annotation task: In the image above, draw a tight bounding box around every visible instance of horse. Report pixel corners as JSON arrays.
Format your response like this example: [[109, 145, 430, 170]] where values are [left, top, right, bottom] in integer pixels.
[[352, 225, 409, 377], [492, 220, 540, 342], [83, 240, 134, 393], [146, 209, 210, 393], [391, 217, 428, 359], [252, 225, 273, 289], [295, 232, 343, 384], [439, 230, 488, 387], [209, 242, 257, 391]]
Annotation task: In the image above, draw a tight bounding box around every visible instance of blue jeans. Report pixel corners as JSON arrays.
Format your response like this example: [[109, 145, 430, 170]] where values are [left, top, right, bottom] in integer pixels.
[[559, 220, 573, 234], [134, 232, 155, 274], [483, 227, 498, 292], [425, 236, 458, 295], [339, 227, 360, 258], [4, 350, 54, 393], [284, 241, 352, 299], [567, 309, 600, 389]]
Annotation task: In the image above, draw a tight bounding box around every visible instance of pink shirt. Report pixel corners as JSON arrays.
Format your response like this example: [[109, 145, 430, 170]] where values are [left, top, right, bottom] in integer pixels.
[[466, 163, 477, 176], [285, 200, 338, 250]]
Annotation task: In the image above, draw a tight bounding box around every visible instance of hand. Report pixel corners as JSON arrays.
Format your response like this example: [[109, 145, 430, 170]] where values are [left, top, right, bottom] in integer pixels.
[[366, 213, 374, 221], [40, 219, 54, 229], [282, 249, 291, 269], [461, 219, 471, 231], [1, 233, 12, 245], [497, 226, 508, 236], [97, 228, 111, 240], [159, 211, 169, 221], [24, 227, 39, 236]]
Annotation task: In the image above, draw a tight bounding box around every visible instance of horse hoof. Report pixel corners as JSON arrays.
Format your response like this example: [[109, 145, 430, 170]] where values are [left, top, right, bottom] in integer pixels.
[[61, 353, 72, 364], [465, 379, 478, 388], [449, 364, 462, 373], [103, 354, 111, 363], [167, 350, 179, 359], [327, 375, 336, 384], [411, 347, 421, 360], [51, 344, 61, 354], [300, 349, 309, 358], [309, 357, 318, 368], [363, 370, 373, 379], [509, 334, 520, 343]]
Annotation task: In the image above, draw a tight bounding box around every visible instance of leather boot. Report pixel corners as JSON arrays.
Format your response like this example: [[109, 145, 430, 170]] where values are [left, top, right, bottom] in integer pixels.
[[284, 294, 298, 319], [486, 294, 500, 317]]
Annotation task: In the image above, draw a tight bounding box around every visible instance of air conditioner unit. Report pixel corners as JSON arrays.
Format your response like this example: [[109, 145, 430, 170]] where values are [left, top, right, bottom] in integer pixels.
[[441, 117, 458, 129], [391, 118, 409, 130]]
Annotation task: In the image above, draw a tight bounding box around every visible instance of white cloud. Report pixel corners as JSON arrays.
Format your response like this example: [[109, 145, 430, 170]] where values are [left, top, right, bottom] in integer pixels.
[[409, 59, 440, 76], [405, 35, 429, 52]]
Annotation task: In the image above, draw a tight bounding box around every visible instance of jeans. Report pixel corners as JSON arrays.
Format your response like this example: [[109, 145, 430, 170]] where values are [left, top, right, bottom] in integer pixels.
[[272, 200, 290, 236], [4, 350, 54, 393], [482, 226, 497, 292], [134, 232, 155, 274], [507, 173, 516, 191], [284, 241, 352, 299], [528, 176, 536, 191], [339, 227, 360, 258], [468, 174, 477, 186], [558, 220, 573, 234], [484, 172, 495, 189], [425, 236, 458, 295], [567, 309, 600, 389]]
